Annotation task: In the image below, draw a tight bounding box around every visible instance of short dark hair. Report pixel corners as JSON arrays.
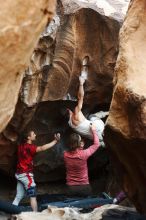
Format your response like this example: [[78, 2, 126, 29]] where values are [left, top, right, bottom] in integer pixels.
[[18, 130, 33, 144], [68, 133, 81, 151]]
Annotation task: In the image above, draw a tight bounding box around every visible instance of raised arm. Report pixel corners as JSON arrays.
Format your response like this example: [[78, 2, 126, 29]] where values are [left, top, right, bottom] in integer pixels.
[[36, 133, 60, 152], [74, 76, 86, 114], [83, 124, 100, 159], [75, 57, 89, 114]]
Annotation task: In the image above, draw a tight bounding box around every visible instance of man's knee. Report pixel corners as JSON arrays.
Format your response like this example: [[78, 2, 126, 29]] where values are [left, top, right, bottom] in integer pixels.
[[26, 186, 37, 198]]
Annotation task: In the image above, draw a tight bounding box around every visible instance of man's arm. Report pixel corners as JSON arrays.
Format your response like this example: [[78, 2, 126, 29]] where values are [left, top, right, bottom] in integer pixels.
[[74, 77, 86, 114], [94, 111, 109, 119], [36, 133, 60, 153]]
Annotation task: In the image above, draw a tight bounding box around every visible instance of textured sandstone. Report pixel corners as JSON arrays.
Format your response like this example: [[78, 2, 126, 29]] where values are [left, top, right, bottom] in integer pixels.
[[1, 0, 146, 215], [105, 0, 146, 214], [2, 100, 109, 182], [22, 8, 120, 107], [0, 0, 56, 132], [13, 205, 143, 220], [20, 15, 60, 107], [61, 0, 130, 22], [0, 3, 120, 181]]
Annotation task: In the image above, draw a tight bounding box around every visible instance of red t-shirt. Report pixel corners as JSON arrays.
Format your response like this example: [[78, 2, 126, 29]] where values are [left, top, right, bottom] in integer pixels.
[[16, 143, 37, 174], [64, 130, 99, 185]]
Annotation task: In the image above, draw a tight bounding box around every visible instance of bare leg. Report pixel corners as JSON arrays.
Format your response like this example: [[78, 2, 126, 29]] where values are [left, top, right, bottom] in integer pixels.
[[12, 181, 25, 205], [94, 111, 109, 118], [30, 197, 38, 212]]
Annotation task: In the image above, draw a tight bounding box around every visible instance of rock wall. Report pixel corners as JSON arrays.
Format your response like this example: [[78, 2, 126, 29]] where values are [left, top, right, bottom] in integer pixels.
[[21, 8, 120, 106], [61, 0, 130, 22], [0, 5, 120, 182], [1, 0, 146, 215], [0, 0, 56, 132], [105, 0, 146, 214], [67, 8, 119, 107], [12, 205, 145, 220]]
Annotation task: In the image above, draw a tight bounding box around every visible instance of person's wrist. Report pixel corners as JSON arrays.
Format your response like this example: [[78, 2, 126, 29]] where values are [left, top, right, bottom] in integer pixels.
[[56, 137, 60, 142]]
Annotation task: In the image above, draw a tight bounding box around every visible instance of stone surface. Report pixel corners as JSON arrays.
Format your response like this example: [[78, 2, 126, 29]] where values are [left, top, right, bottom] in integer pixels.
[[0, 0, 56, 132], [12, 205, 145, 220], [0, 0, 146, 215], [104, 0, 146, 214], [0, 134, 16, 174], [0, 2, 119, 182], [1, 100, 109, 183], [1, 0, 146, 215], [61, 0, 130, 22], [0, 0, 132, 208], [41, 8, 120, 106], [20, 15, 60, 107], [68, 8, 119, 107]]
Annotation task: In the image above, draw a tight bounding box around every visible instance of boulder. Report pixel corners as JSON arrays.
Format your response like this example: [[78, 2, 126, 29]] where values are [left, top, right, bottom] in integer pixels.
[[61, 0, 130, 22], [0, 3, 120, 183], [21, 8, 120, 108], [0, 0, 56, 132], [12, 205, 145, 220], [105, 0, 146, 214]]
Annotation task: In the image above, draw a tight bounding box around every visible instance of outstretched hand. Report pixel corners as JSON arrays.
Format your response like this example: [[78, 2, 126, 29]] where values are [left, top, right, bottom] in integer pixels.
[[54, 133, 61, 142]]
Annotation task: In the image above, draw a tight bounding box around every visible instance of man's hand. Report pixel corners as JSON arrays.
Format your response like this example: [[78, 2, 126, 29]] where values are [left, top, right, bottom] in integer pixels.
[[36, 133, 61, 153], [54, 133, 60, 142], [79, 76, 86, 85]]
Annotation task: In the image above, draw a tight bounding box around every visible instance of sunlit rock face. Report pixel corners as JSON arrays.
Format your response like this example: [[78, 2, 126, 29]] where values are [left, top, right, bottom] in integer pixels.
[[105, 0, 146, 214], [20, 15, 60, 107], [13, 205, 144, 220], [0, 0, 121, 184], [0, 0, 56, 132], [61, 0, 130, 22], [21, 8, 120, 107], [0, 1, 123, 186], [66, 8, 120, 107], [0, 5, 120, 181]]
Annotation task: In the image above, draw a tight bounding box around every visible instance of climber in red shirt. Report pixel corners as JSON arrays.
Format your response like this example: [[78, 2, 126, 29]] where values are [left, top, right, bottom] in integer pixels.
[[12, 130, 60, 211], [64, 124, 100, 196]]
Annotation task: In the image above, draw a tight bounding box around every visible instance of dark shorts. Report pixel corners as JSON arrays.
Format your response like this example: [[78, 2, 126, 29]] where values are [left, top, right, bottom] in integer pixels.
[[66, 184, 92, 197], [26, 186, 36, 197]]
